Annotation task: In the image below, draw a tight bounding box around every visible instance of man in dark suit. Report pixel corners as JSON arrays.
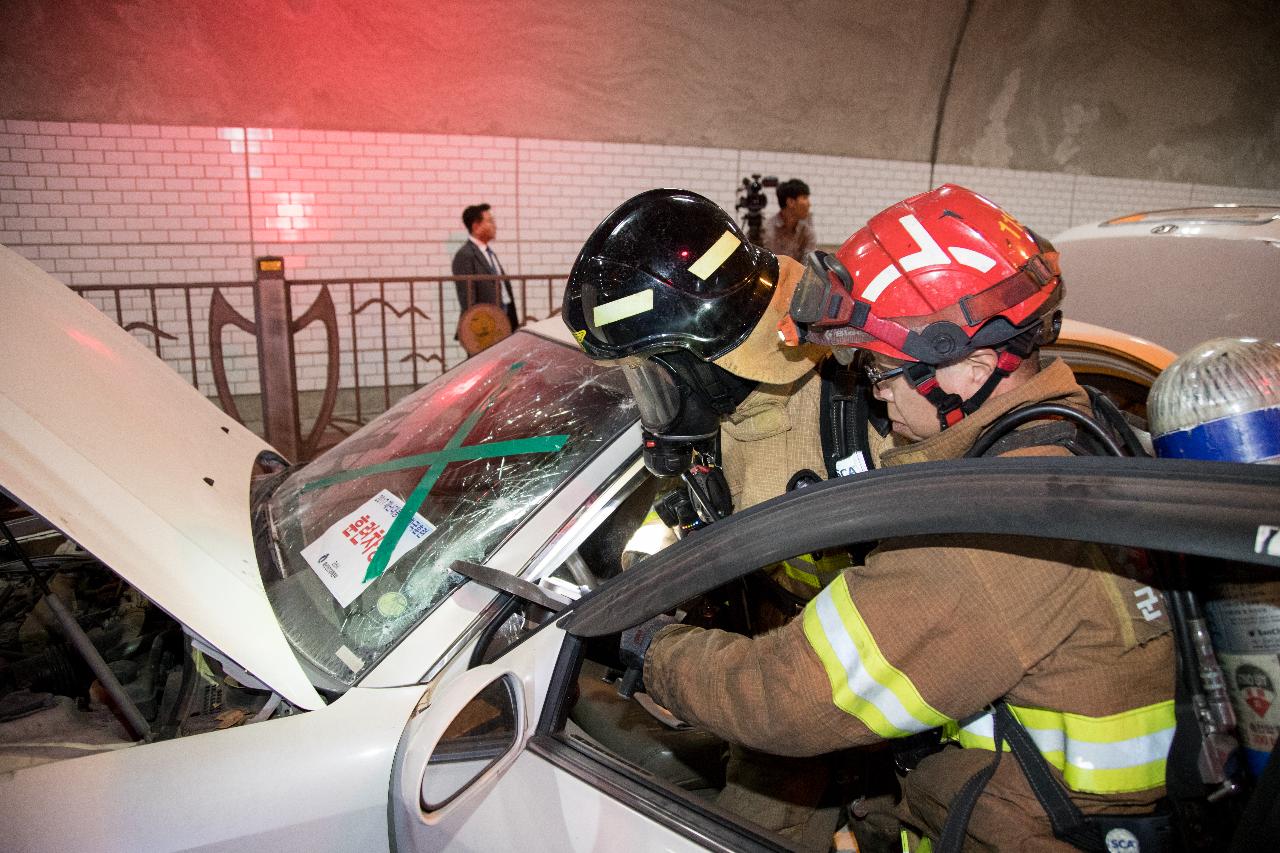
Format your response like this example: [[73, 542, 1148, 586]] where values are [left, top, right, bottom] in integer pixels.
[[452, 203, 519, 330]]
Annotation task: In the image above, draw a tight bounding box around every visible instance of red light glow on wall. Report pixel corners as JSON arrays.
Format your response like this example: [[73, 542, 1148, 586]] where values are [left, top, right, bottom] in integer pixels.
[[219, 126, 323, 247], [266, 192, 315, 241]]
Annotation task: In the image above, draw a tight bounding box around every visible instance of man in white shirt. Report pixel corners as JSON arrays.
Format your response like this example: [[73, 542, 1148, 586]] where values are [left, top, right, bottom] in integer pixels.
[[452, 203, 518, 330]]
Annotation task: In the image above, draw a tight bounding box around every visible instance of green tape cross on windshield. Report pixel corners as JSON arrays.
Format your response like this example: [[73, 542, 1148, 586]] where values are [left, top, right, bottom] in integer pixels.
[[301, 435, 568, 493], [349, 361, 566, 583]]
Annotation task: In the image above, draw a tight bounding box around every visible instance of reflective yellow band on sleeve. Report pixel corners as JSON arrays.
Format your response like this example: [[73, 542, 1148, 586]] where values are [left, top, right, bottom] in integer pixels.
[[783, 552, 847, 590], [783, 558, 822, 590], [952, 701, 1175, 794], [803, 578, 951, 738]]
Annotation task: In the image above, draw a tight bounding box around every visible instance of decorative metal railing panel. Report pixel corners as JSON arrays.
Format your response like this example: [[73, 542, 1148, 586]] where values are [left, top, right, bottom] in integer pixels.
[[72, 267, 565, 462]]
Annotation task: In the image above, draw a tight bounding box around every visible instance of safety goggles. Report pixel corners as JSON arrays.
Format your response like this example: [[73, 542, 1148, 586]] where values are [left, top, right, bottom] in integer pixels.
[[863, 359, 908, 386]]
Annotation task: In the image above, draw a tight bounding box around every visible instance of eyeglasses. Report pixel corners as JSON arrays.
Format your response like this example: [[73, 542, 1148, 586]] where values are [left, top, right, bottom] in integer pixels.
[[864, 360, 907, 386]]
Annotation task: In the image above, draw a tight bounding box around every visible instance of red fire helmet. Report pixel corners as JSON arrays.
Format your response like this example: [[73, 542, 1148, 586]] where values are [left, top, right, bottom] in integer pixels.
[[786, 184, 1062, 364]]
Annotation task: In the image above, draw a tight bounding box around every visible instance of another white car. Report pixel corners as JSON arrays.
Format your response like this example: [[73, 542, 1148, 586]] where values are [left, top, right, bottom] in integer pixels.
[[5, 244, 1271, 852], [1055, 205, 1280, 355]]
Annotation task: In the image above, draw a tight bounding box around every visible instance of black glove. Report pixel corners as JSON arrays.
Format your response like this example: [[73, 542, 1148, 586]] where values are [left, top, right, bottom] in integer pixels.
[[617, 614, 678, 698]]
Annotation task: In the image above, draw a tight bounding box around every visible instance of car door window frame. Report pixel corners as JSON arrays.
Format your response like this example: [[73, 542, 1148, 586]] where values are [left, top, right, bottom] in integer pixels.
[[525, 634, 789, 853]]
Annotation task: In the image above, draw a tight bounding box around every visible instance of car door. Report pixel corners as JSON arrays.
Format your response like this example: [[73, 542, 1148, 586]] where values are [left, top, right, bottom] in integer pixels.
[[390, 623, 719, 853], [396, 457, 1280, 853]]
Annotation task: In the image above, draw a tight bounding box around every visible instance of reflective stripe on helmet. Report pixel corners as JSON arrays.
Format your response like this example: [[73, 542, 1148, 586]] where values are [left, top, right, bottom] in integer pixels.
[[862, 214, 958, 301], [688, 230, 742, 280], [803, 578, 952, 738], [948, 701, 1175, 794], [593, 289, 654, 327]]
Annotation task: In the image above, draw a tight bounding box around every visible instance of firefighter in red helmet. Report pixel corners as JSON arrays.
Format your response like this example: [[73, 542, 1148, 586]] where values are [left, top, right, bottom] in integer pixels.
[[781, 183, 1064, 438], [628, 186, 1176, 851]]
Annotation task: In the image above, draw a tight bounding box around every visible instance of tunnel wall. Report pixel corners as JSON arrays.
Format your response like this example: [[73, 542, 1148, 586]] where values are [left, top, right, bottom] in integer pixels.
[[3, 118, 1277, 395], [2, 0, 1277, 189], [3, 1, 1279, 391]]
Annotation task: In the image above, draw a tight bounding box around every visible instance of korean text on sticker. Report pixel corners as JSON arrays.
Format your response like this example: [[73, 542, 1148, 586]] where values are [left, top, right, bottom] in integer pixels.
[[300, 490, 436, 607]]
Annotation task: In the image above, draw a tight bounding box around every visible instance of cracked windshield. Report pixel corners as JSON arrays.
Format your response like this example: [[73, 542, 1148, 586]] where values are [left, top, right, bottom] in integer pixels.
[[262, 332, 636, 690]]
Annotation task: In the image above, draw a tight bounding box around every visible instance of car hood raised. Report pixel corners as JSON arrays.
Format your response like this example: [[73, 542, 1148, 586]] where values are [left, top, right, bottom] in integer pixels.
[[0, 248, 324, 710]]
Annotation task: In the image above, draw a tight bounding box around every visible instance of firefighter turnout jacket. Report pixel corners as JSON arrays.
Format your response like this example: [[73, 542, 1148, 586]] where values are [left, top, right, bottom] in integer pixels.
[[721, 370, 852, 596], [644, 359, 1176, 850]]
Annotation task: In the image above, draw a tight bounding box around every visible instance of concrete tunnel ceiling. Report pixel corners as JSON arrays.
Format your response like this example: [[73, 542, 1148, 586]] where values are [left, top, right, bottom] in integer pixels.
[[1, 0, 1277, 189]]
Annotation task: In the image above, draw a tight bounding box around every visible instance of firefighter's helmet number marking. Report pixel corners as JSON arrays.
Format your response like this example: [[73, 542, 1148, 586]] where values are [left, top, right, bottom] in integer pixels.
[[1257, 525, 1280, 557]]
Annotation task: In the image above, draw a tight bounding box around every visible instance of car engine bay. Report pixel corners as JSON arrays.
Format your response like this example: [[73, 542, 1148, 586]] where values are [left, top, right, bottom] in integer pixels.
[[0, 501, 285, 772]]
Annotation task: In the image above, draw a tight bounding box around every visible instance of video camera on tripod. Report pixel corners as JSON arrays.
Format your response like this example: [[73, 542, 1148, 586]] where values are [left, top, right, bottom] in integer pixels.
[[735, 174, 778, 245]]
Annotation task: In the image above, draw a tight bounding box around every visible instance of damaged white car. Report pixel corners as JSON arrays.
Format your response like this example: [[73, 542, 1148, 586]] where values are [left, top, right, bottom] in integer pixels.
[[3, 244, 1273, 852]]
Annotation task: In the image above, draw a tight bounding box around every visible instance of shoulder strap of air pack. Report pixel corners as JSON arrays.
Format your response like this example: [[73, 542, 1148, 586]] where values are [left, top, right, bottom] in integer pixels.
[[819, 356, 887, 478]]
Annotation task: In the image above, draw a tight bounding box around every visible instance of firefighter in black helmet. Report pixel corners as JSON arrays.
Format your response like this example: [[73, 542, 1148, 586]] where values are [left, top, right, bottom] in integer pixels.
[[563, 189, 876, 851], [563, 189, 837, 502], [566, 188, 783, 364]]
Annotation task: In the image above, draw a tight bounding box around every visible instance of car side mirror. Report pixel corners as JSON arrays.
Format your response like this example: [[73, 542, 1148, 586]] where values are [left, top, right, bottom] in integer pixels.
[[420, 676, 519, 811]]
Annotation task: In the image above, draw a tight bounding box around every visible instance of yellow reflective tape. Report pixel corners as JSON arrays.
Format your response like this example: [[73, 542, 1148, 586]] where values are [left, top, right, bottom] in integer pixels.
[[803, 605, 904, 738], [957, 727, 1166, 793], [953, 701, 1175, 794], [827, 581, 950, 729], [898, 829, 932, 853], [810, 552, 848, 582], [784, 553, 845, 590], [1012, 700, 1176, 743], [593, 289, 654, 327], [687, 230, 741, 280], [192, 648, 219, 685], [803, 580, 951, 738], [954, 729, 997, 753], [1064, 760, 1167, 794], [783, 559, 823, 590]]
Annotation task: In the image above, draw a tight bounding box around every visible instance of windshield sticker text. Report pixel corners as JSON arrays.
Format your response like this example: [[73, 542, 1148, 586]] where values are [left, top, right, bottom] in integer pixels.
[[301, 490, 436, 607]]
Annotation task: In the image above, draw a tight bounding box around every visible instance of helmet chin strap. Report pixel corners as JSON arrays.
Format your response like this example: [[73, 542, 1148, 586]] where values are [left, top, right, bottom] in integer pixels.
[[901, 326, 1041, 432]]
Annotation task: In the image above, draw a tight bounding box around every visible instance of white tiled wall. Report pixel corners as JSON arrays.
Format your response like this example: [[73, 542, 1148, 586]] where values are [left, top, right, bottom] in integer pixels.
[[4, 118, 1279, 396]]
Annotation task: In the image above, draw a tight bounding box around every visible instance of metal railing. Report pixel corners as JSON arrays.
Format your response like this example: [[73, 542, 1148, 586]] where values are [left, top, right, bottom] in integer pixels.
[[72, 258, 565, 462]]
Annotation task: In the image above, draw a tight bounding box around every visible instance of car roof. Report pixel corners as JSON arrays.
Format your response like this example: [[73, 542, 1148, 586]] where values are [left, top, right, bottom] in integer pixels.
[[1055, 205, 1280, 245], [563, 457, 1280, 637]]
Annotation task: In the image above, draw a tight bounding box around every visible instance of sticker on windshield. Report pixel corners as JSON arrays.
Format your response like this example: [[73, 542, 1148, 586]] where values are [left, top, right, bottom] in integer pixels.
[[301, 490, 436, 607], [335, 645, 365, 674]]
